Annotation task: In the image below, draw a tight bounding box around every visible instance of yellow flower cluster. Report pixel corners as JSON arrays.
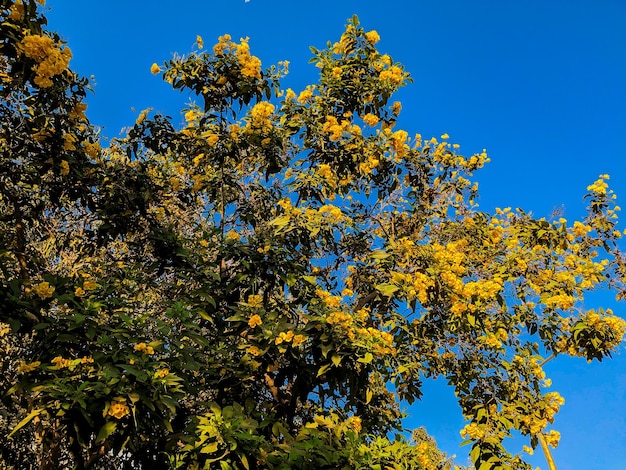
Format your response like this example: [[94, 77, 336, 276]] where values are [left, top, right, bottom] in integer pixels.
[[248, 101, 274, 132], [362, 113, 379, 127], [16, 360, 41, 373], [248, 314, 262, 328], [154, 368, 169, 378], [235, 37, 262, 79], [0, 322, 10, 337], [34, 281, 55, 299], [8, 1, 25, 20], [358, 154, 380, 175], [213, 34, 234, 55], [364, 30, 380, 44], [51, 356, 93, 369], [247, 294, 263, 308], [379, 65, 403, 85], [346, 415, 362, 433], [318, 204, 344, 223], [587, 175, 609, 195], [322, 115, 355, 141], [275, 330, 294, 345], [297, 86, 314, 103], [544, 430, 560, 448], [460, 422, 486, 440], [107, 397, 130, 419], [317, 288, 343, 308], [135, 342, 155, 355], [18, 34, 72, 87]]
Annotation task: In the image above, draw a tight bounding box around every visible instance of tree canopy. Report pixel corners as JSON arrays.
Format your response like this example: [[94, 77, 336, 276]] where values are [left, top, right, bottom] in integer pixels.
[[1, 1, 625, 469]]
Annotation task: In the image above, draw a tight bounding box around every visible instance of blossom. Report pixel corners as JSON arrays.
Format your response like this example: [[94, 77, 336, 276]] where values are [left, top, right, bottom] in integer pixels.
[[16, 361, 41, 373], [247, 294, 263, 308], [275, 330, 294, 345], [362, 113, 379, 127], [154, 368, 169, 378], [248, 314, 262, 328], [74, 287, 85, 297], [246, 345, 261, 356], [150, 63, 161, 75], [135, 342, 155, 355], [292, 334, 306, 347], [18, 34, 72, 87], [82, 280, 98, 291], [34, 281, 55, 299], [60, 160, 69, 175], [196, 35, 204, 49], [107, 397, 130, 419], [365, 30, 380, 44]]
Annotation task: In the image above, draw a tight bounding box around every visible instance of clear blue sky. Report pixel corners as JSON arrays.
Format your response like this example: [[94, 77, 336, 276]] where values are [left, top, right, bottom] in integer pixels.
[[45, 1, 626, 468]]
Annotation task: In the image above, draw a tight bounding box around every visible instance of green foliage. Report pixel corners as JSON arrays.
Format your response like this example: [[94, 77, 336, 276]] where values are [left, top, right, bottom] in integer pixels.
[[1, 2, 625, 469]]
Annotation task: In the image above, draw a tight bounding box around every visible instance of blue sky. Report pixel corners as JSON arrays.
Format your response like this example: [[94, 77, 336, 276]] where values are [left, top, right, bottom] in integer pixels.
[[44, 1, 626, 468]]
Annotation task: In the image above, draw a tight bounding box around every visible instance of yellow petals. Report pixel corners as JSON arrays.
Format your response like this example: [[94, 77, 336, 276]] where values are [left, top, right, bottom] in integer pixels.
[[34, 281, 55, 299], [248, 313, 263, 329], [150, 62, 161, 75], [107, 397, 130, 419], [365, 30, 380, 44]]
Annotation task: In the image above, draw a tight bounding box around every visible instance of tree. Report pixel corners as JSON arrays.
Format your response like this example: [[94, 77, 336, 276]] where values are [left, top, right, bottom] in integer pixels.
[[1, 2, 624, 469]]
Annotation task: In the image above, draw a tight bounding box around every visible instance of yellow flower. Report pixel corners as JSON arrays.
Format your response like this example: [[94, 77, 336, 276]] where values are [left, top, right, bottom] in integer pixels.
[[362, 113, 379, 127], [247, 294, 263, 308], [292, 334, 306, 347], [0, 322, 10, 337], [275, 330, 294, 345], [150, 62, 161, 75], [248, 314, 263, 328], [226, 230, 240, 241], [60, 160, 69, 175], [74, 287, 85, 297], [134, 342, 155, 355], [34, 281, 55, 299], [107, 397, 130, 419], [196, 35, 204, 49], [365, 30, 380, 44], [82, 280, 98, 291], [16, 361, 41, 373], [154, 368, 169, 378], [247, 345, 261, 356], [346, 415, 362, 433]]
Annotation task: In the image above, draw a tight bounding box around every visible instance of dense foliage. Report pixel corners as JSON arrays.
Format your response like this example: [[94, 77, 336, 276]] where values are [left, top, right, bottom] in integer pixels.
[[1, 1, 625, 469]]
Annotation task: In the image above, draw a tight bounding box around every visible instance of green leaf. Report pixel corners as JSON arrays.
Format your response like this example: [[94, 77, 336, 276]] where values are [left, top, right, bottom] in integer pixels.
[[358, 352, 373, 364], [8, 408, 44, 438], [317, 363, 332, 377], [370, 250, 391, 260], [96, 421, 117, 442], [375, 283, 399, 296]]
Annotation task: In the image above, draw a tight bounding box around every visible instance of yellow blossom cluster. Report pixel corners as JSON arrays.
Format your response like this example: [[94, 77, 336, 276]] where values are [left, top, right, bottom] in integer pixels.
[[587, 175, 609, 195], [0, 322, 10, 337], [544, 430, 561, 448], [317, 289, 343, 308], [297, 86, 314, 103], [107, 397, 130, 419], [18, 34, 72, 87], [135, 342, 155, 355], [235, 37, 262, 79], [154, 368, 169, 379], [248, 101, 274, 132], [16, 360, 41, 373], [362, 113, 379, 127], [318, 204, 344, 223], [460, 422, 486, 440], [34, 281, 55, 299], [247, 294, 263, 308], [275, 330, 294, 345], [51, 356, 93, 370], [248, 314, 262, 328], [379, 65, 403, 85], [322, 115, 359, 141], [358, 154, 380, 175], [364, 30, 380, 44], [212, 34, 234, 56]]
